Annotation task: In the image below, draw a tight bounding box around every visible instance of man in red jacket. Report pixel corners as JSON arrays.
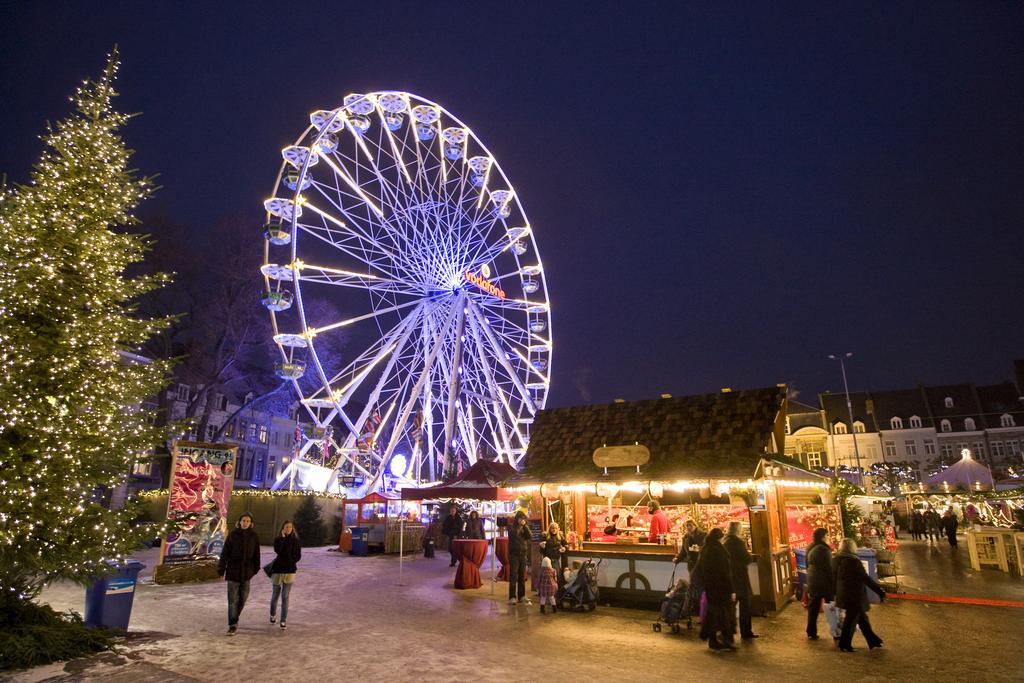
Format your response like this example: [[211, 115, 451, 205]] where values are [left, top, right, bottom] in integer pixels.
[[647, 500, 670, 543]]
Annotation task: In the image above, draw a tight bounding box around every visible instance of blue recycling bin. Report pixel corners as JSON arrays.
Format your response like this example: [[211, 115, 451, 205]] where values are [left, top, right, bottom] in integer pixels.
[[84, 560, 145, 630], [856, 548, 881, 604], [349, 527, 368, 556]]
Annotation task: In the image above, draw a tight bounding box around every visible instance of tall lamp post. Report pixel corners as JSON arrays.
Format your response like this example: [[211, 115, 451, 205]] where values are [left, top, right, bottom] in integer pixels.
[[829, 353, 864, 488]]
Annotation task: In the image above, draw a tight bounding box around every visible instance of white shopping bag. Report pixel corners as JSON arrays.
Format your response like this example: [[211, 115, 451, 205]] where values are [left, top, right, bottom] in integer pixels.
[[823, 602, 843, 639]]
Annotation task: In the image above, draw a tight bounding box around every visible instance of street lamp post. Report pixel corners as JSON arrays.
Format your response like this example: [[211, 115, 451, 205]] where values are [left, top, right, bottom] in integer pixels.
[[829, 353, 864, 488]]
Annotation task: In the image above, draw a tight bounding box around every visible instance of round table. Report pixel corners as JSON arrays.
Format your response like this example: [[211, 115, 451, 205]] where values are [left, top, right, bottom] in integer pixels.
[[494, 536, 509, 581], [451, 539, 488, 589]]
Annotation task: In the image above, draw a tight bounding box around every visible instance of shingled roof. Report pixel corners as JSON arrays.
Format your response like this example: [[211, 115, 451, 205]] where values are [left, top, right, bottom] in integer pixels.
[[511, 386, 786, 484]]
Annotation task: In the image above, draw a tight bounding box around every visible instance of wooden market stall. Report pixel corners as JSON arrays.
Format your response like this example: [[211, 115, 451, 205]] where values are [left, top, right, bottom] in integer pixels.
[[337, 491, 422, 554], [507, 387, 838, 614]]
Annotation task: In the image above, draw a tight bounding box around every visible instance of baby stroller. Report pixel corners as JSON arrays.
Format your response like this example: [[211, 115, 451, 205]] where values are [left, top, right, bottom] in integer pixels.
[[653, 565, 693, 633], [558, 558, 601, 611]]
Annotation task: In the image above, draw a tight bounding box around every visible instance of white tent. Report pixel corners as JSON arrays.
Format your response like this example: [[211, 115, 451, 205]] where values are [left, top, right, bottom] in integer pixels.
[[923, 448, 995, 491]]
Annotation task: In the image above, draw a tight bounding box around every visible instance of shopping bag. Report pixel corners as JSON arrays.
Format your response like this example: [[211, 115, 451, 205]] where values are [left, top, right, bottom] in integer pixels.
[[823, 602, 843, 639], [262, 562, 274, 579]]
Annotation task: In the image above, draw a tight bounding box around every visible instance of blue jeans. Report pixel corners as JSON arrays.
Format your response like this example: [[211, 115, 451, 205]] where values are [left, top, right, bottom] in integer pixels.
[[271, 581, 293, 623], [227, 580, 250, 626]]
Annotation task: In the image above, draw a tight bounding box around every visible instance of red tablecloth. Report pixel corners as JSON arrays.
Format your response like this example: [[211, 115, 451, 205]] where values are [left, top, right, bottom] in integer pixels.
[[452, 539, 488, 589], [494, 536, 509, 581]]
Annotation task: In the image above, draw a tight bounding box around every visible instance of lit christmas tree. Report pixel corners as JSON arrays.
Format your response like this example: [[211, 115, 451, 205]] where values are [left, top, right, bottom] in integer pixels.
[[0, 50, 173, 652]]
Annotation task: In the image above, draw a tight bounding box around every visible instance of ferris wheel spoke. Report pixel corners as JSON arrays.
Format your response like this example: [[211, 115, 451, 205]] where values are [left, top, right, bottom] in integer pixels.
[[311, 296, 434, 336], [464, 318, 517, 460], [466, 300, 539, 415]]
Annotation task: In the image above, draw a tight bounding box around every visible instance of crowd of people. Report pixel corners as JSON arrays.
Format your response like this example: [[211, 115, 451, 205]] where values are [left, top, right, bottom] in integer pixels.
[[907, 506, 960, 547]]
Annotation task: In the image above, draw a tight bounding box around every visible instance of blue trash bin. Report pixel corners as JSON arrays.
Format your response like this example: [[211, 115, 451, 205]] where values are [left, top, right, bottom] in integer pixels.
[[855, 548, 881, 604], [350, 527, 368, 556], [84, 560, 145, 630]]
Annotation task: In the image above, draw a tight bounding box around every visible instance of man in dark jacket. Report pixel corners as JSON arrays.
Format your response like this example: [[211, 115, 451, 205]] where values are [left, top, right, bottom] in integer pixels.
[[218, 512, 261, 635], [942, 508, 959, 548], [804, 527, 834, 640], [723, 522, 757, 639], [441, 505, 465, 567], [507, 511, 533, 604]]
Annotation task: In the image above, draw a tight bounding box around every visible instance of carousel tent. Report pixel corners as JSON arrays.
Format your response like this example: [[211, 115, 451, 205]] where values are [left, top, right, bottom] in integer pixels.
[[923, 449, 996, 490], [401, 459, 518, 501]]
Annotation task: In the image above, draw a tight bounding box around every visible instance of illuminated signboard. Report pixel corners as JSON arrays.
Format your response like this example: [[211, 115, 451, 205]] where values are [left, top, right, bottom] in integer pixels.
[[465, 271, 506, 299]]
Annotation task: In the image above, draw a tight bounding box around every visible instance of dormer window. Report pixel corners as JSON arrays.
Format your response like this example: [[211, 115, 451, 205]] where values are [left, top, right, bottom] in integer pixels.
[[834, 422, 848, 435], [890, 416, 903, 430], [944, 397, 954, 409], [964, 417, 977, 431], [784, 417, 791, 435], [909, 415, 922, 428], [1001, 414, 1016, 428], [940, 419, 952, 433], [853, 421, 865, 434]]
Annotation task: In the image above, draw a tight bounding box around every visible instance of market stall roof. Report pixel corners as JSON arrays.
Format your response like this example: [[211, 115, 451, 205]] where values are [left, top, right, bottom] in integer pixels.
[[401, 459, 518, 501], [508, 386, 787, 485], [344, 491, 402, 504], [923, 449, 996, 490]]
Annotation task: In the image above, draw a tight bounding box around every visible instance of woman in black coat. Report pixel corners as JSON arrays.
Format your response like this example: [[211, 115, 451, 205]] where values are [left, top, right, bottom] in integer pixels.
[[464, 510, 486, 540], [218, 513, 261, 635], [833, 538, 885, 652], [269, 520, 301, 629], [695, 527, 735, 650], [540, 522, 568, 586], [805, 528, 834, 640]]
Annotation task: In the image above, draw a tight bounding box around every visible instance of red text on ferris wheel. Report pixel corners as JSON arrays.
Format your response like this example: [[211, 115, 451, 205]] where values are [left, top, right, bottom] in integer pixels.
[[465, 271, 506, 299]]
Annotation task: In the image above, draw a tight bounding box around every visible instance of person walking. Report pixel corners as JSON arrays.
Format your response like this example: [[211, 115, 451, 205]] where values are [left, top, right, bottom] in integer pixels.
[[464, 510, 486, 540], [723, 522, 757, 639], [442, 504, 465, 567], [942, 508, 959, 548], [218, 512, 261, 635], [538, 557, 558, 613], [269, 520, 301, 630], [925, 507, 942, 544], [804, 528, 834, 640], [695, 527, 735, 651], [833, 538, 885, 652], [507, 511, 533, 604]]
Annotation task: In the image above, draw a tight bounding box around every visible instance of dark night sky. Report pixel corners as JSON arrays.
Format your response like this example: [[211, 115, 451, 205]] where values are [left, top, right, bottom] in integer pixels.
[[1, 2, 1021, 407]]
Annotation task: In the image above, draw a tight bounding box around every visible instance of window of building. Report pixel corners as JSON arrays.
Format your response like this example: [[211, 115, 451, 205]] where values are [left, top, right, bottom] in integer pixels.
[[131, 459, 152, 476], [992, 441, 1005, 460], [205, 424, 217, 441], [940, 444, 954, 459], [923, 440, 936, 456], [247, 423, 257, 441], [853, 421, 865, 434], [833, 422, 848, 435], [973, 442, 985, 459], [1008, 440, 1021, 458], [267, 458, 277, 482], [177, 385, 190, 401], [1000, 414, 1016, 428], [964, 418, 976, 431], [259, 425, 268, 444], [890, 416, 903, 430], [865, 445, 878, 461], [225, 422, 234, 438], [784, 417, 791, 435], [905, 440, 917, 457], [807, 452, 823, 469], [944, 397, 954, 409], [214, 395, 227, 411], [909, 415, 922, 428], [884, 440, 897, 458], [940, 419, 951, 433]]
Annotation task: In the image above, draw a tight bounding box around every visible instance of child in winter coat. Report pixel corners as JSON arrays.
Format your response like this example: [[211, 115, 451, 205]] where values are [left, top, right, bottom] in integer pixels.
[[538, 556, 558, 613]]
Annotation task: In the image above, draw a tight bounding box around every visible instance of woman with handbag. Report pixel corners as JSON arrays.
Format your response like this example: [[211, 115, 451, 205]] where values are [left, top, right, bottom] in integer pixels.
[[268, 520, 302, 629]]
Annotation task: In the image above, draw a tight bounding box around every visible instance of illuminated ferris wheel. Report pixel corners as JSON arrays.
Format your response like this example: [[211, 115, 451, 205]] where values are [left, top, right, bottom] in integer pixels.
[[261, 91, 551, 492]]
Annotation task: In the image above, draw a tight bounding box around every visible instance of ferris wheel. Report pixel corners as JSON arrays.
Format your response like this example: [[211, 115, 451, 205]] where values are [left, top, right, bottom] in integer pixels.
[[261, 91, 551, 492]]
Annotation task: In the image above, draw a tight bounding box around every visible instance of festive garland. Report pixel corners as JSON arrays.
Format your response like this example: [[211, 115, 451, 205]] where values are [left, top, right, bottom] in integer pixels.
[[136, 489, 348, 501]]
